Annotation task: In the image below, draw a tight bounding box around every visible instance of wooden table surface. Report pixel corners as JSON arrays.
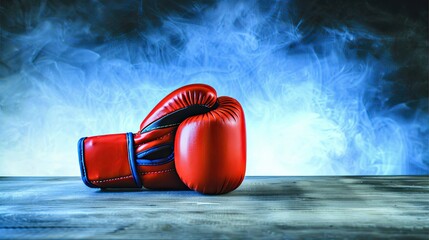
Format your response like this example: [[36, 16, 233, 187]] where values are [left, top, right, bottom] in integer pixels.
[[0, 176, 428, 239]]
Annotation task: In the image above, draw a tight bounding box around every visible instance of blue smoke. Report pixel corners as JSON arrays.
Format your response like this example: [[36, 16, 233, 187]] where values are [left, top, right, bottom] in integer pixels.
[[0, 0, 428, 176]]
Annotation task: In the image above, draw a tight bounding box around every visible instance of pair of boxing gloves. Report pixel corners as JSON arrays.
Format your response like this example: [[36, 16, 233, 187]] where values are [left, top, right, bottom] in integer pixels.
[[78, 84, 246, 194]]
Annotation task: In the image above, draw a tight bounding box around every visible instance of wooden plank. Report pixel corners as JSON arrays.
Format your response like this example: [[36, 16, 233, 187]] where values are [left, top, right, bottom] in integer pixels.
[[0, 176, 428, 239]]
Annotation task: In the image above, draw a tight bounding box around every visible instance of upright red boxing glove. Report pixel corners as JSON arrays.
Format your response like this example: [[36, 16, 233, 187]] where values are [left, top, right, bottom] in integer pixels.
[[78, 84, 217, 189], [175, 96, 246, 194]]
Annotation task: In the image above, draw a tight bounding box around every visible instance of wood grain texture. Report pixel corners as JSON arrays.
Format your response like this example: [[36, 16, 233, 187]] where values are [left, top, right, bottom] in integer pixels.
[[0, 176, 428, 239]]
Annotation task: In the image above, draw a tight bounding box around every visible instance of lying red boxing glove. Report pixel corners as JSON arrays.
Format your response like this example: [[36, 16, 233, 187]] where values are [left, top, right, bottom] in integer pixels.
[[78, 84, 218, 189], [175, 96, 246, 194]]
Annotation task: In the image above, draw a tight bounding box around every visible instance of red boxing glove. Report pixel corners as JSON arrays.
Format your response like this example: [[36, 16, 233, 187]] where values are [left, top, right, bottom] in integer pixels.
[[78, 84, 217, 189], [175, 96, 246, 194]]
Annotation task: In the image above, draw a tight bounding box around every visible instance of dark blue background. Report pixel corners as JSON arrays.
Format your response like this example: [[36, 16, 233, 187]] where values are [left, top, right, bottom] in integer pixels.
[[0, 0, 427, 175]]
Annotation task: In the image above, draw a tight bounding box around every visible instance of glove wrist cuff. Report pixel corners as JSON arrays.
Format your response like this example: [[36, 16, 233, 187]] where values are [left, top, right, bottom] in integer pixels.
[[78, 133, 142, 188]]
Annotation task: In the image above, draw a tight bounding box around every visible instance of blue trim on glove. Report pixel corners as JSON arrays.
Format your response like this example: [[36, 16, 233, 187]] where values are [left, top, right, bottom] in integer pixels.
[[136, 144, 174, 166], [78, 137, 98, 188], [127, 132, 142, 188]]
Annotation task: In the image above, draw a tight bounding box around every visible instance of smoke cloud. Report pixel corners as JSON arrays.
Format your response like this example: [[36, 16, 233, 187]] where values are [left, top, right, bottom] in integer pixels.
[[0, 0, 428, 176]]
